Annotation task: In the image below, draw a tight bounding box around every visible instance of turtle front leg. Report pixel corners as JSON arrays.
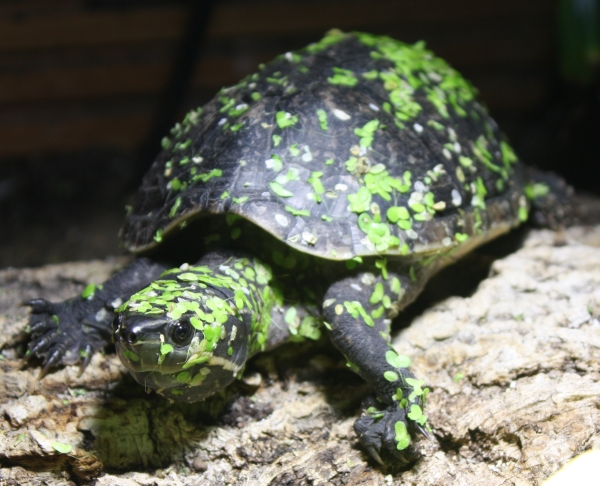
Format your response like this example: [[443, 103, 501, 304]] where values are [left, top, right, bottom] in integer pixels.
[[26, 258, 167, 376], [322, 267, 431, 464]]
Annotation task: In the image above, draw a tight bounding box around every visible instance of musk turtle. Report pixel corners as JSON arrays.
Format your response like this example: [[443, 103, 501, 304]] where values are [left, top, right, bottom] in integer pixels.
[[25, 31, 574, 463]]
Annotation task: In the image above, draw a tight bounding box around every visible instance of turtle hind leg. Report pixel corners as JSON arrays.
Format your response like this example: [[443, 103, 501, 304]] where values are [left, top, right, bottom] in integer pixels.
[[527, 168, 578, 229]]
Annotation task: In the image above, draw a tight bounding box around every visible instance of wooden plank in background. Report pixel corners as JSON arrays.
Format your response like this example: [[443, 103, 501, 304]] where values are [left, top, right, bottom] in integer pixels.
[[470, 73, 549, 114], [0, 20, 552, 105], [0, 105, 152, 156], [0, 8, 185, 51], [0, 0, 553, 51], [0, 63, 171, 104], [0, 0, 556, 158], [209, 0, 553, 37], [0, 0, 82, 15]]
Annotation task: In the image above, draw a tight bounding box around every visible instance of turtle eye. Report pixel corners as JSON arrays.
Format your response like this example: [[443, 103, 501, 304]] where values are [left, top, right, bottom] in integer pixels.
[[170, 318, 194, 346]]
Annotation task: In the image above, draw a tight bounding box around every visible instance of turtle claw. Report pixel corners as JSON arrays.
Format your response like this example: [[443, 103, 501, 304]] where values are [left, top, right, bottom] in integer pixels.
[[78, 344, 94, 376], [29, 319, 56, 335], [418, 424, 435, 442], [28, 335, 53, 358], [354, 403, 420, 465], [24, 298, 54, 313], [39, 348, 63, 379], [366, 446, 384, 465]]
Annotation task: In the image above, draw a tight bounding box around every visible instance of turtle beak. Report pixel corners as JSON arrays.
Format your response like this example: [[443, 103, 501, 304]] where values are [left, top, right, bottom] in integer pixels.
[[114, 314, 170, 373]]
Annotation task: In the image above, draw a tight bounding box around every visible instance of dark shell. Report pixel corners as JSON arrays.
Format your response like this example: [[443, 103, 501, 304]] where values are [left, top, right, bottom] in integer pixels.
[[121, 31, 528, 260]]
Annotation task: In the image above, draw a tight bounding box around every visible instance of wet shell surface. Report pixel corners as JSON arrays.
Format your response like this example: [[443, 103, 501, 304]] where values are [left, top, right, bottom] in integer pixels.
[[121, 31, 528, 260]]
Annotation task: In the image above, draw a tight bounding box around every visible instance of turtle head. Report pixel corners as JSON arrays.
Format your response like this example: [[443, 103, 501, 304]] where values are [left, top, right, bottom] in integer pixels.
[[112, 276, 250, 402]]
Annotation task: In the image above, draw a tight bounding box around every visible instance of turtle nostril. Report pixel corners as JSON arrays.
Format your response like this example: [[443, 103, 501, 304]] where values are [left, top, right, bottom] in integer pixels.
[[127, 331, 138, 344]]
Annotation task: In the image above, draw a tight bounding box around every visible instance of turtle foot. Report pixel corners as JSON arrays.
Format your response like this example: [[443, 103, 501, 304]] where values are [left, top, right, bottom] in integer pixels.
[[354, 401, 423, 465], [25, 297, 109, 377]]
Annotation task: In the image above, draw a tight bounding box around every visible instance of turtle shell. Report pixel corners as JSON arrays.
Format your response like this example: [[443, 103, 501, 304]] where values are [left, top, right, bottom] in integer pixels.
[[121, 31, 528, 260]]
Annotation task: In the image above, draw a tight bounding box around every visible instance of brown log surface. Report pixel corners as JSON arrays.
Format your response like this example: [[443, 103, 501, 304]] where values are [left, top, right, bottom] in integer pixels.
[[1, 218, 600, 484]]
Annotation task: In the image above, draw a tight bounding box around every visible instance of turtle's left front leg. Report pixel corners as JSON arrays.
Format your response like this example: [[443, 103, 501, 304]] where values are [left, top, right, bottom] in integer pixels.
[[26, 258, 167, 376], [322, 266, 432, 464]]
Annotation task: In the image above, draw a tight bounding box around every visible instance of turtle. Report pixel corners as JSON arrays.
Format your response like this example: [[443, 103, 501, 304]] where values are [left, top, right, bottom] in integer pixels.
[[24, 30, 575, 464]]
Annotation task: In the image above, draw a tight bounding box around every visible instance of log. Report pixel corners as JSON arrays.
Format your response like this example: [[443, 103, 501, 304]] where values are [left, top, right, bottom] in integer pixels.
[[1, 221, 599, 484]]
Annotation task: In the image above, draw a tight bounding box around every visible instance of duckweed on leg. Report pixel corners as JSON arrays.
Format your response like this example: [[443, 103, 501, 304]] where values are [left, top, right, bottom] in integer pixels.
[[322, 267, 432, 462]]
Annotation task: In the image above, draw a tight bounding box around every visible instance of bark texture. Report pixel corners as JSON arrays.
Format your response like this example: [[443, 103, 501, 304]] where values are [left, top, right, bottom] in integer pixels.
[[1, 223, 600, 485]]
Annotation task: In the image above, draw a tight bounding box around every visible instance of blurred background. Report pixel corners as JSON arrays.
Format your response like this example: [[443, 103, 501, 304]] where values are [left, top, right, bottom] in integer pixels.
[[0, 0, 598, 268]]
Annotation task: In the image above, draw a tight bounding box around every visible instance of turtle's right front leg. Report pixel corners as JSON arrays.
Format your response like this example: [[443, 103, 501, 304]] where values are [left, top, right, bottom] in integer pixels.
[[26, 258, 167, 376], [322, 266, 432, 464]]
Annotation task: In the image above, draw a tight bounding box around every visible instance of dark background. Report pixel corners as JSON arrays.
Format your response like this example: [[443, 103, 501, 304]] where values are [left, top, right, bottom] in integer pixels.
[[1, 0, 598, 268]]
